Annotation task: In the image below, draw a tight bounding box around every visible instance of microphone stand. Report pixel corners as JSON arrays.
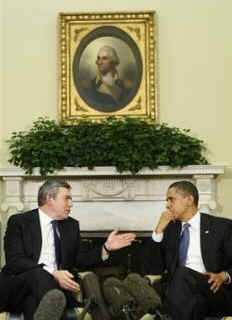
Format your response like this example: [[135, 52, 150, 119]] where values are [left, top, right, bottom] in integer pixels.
[[127, 253, 132, 275], [77, 295, 97, 320], [121, 301, 138, 320]]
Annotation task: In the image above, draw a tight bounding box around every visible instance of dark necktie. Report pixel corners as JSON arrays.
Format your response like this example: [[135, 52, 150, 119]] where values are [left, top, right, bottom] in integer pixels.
[[178, 223, 190, 266], [51, 220, 61, 269]]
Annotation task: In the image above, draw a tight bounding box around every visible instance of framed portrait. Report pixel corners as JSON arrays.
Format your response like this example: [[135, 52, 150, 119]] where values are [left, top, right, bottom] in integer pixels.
[[59, 11, 157, 124]]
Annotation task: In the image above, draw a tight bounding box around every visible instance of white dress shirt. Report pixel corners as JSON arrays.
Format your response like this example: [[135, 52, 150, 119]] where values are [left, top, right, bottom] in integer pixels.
[[152, 212, 206, 273], [38, 209, 57, 274], [37, 209, 108, 275]]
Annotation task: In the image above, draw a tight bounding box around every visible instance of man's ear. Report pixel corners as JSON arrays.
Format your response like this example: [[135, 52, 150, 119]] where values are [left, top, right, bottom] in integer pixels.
[[46, 194, 53, 204], [187, 194, 194, 206]]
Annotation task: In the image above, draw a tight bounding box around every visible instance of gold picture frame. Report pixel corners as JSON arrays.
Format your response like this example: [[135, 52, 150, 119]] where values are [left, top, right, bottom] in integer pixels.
[[59, 11, 157, 124]]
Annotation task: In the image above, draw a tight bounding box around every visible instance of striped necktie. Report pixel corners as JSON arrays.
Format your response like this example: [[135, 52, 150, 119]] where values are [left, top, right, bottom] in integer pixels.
[[178, 223, 190, 266], [51, 220, 61, 269]]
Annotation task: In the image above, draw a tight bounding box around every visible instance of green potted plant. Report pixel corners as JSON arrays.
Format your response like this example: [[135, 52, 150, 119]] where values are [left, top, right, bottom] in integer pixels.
[[7, 117, 208, 177]]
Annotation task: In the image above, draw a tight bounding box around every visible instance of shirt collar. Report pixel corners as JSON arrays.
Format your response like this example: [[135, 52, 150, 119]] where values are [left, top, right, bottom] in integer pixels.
[[96, 70, 119, 83], [182, 211, 200, 229], [39, 208, 53, 226]]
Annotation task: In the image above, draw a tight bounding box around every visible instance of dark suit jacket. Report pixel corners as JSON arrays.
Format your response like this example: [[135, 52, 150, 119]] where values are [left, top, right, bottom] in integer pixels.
[[145, 213, 232, 280], [83, 78, 130, 112], [2, 209, 103, 276]]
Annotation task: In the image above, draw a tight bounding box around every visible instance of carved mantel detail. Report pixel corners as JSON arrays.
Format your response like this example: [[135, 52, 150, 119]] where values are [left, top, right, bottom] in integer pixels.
[[81, 178, 137, 201]]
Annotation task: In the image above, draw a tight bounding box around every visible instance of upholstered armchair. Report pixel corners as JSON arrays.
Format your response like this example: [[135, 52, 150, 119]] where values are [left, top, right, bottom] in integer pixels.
[[146, 275, 232, 320]]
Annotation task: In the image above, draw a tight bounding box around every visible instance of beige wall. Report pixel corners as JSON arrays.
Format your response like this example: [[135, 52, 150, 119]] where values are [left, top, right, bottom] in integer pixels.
[[1, 0, 232, 217], [0, 0, 3, 157]]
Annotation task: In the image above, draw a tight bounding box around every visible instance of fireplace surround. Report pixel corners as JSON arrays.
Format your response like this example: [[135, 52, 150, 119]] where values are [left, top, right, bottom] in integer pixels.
[[0, 165, 224, 272]]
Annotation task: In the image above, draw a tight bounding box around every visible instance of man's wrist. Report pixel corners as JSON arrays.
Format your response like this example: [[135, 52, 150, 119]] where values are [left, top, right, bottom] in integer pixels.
[[43, 265, 56, 275], [155, 225, 164, 234], [103, 243, 111, 253]]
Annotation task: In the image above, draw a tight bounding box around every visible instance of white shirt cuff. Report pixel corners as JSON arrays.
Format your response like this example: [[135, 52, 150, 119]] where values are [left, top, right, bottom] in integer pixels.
[[224, 271, 231, 284], [102, 250, 109, 261], [43, 265, 56, 274], [152, 231, 164, 242]]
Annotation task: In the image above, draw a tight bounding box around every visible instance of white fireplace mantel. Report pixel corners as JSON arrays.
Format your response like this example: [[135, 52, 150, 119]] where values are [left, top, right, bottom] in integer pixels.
[[0, 165, 225, 234], [0, 165, 225, 177]]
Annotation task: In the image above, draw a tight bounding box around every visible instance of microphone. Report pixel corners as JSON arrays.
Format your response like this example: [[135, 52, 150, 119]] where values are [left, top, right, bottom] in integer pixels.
[[123, 273, 161, 315], [34, 289, 66, 320], [79, 271, 111, 320], [103, 277, 139, 318]]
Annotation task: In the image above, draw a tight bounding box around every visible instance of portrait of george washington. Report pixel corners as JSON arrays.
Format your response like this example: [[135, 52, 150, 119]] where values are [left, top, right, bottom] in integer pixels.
[[73, 26, 142, 113]]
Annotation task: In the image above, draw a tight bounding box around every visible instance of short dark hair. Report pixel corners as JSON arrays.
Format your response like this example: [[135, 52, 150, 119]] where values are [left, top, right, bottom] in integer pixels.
[[168, 180, 199, 206], [38, 180, 71, 206]]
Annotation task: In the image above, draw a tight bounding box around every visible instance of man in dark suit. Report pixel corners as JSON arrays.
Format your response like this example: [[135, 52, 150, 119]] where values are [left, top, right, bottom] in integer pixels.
[[146, 180, 232, 320], [0, 180, 135, 320]]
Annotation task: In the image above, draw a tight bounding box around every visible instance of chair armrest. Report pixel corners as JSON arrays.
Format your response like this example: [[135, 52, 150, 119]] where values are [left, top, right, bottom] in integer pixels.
[[0, 314, 6, 320], [144, 274, 162, 285], [140, 314, 155, 320]]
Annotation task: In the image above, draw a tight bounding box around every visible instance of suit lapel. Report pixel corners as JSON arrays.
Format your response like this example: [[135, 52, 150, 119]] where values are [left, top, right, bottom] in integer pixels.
[[200, 213, 212, 270], [57, 220, 69, 267], [28, 210, 42, 262], [170, 221, 182, 275]]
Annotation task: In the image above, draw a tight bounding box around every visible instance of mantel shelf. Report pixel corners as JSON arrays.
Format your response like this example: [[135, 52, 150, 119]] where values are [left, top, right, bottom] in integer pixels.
[[0, 165, 225, 177]]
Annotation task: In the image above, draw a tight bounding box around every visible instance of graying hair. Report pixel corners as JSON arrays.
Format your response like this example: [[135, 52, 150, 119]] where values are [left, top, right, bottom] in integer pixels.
[[98, 46, 120, 66], [38, 180, 71, 206], [168, 180, 199, 206]]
